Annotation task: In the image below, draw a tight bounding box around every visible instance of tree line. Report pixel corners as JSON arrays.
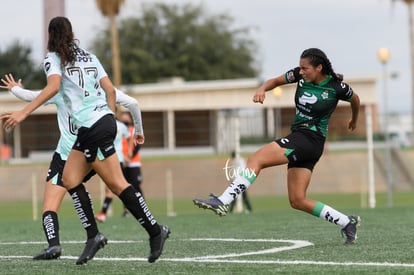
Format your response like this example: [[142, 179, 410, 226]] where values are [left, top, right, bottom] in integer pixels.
[[0, 3, 259, 90]]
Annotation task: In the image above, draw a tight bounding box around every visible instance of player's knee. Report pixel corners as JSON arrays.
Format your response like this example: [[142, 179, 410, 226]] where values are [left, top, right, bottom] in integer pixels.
[[61, 175, 75, 189], [289, 197, 305, 210]]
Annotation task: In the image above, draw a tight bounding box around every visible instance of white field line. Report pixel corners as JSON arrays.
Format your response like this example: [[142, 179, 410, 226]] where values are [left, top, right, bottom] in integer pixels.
[[0, 238, 414, 268], [0, 240, 142, 245], [187, 238, 313, 260]]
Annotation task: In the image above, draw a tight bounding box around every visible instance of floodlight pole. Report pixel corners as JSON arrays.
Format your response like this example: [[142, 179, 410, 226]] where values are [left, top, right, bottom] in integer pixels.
[[399, 0, 414, 145], [378, 48, 393, 208], [366, 104, 376, 208]]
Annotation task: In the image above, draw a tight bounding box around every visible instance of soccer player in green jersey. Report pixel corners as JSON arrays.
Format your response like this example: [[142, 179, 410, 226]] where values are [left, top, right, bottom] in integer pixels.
[[194, 48, 361, 244]]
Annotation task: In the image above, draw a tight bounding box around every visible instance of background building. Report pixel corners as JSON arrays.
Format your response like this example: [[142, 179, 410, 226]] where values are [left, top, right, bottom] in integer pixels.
[[0, 76, 377, 159]]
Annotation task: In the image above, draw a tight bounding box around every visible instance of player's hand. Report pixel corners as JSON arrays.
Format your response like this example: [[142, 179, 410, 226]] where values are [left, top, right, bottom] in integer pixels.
[[348, 120, 357, 131], [0, 74, 21, 90], [253, 89, 266, 104], [134, 134, 145, 145], [0, 110, 27, 131]]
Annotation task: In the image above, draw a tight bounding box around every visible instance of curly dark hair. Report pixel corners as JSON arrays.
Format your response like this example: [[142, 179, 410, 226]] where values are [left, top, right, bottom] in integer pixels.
[[300, 48, 343, 82], [47, 16, 79, 66]]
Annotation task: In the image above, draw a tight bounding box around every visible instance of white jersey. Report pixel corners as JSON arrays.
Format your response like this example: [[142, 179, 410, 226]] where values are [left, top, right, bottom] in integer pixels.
[[115, 120, 130, 163], [43, 48, 112, 128], [10, 87, 142, 160]]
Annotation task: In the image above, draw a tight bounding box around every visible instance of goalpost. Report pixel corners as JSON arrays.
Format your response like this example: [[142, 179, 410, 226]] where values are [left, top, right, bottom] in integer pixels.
[[31, 173, 38, 221]]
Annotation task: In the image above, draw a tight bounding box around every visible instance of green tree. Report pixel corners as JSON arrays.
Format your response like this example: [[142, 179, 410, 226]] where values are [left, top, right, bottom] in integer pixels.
[[92, 2, 259, 84], [0, 41, 45, 90]]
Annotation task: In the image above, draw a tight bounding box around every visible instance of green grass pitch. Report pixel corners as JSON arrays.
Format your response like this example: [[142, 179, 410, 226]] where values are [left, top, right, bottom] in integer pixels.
[[1, 192, 414, 274]]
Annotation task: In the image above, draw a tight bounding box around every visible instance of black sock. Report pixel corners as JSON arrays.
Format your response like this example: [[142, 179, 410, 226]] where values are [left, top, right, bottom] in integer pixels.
[[130, 181, 143, 197], [119, 185, 160, 237], [68, 184, 99, 239], [42, 211, 59, 247], [101, 197, 113, 214]]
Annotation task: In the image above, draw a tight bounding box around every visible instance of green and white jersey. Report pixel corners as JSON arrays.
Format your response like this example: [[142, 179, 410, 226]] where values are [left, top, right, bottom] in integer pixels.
[[43, 48, 112, 128], [285, 67, 354, 137]]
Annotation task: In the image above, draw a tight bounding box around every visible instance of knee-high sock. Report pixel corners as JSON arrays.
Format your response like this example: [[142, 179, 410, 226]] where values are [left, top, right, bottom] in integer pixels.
[[42, 211, 59, 247], [119, 185, 160, 237], [219, 170, 256, 205], [312, 201, 350, 227], [68, 184, 99, 239]]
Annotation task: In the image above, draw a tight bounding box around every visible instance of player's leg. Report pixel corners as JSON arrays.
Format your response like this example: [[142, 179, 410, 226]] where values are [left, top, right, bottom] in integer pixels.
[[286, 167, 315, 213], [287, 167, 360, 244], [92, 153, 170, 263], [64, 150, 99, 239], [34, 152, 68, 260], [193, 141, 288, 216], [124, 166, 142, 194], [80, 114, 169, 263], [121, 166, 131, 216], [63, 149, 106, 265], [33, 181, 65, 260], [96, 186, 113, 223], [135, 166, 143, 194]]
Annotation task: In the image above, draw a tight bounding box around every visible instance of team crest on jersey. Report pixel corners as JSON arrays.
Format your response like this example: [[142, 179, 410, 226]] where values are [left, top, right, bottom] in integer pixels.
[[286, 71, 295, 82], [321, 90, 329, 100]]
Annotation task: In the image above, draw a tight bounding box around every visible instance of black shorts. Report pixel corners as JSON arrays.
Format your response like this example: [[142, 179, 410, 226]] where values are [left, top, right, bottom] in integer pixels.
[[73, 114, 117, 163], [46, 152, 97, 186], [275, 128, 325, 171], [46, 152, 66, 186]]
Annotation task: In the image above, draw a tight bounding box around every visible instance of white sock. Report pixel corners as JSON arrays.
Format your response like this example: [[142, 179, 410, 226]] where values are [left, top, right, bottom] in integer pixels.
[[218, 176, 251, 205], [313, 201, 350, 227]]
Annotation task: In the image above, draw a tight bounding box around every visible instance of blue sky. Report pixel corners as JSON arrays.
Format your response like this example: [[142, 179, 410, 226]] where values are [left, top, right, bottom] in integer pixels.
[[1, 0, 412, 113]]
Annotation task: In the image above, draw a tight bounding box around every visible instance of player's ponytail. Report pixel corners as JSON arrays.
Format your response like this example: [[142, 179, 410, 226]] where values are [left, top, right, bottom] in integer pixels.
[[47, 17, 78, 66], [300, 48, 343, 82]]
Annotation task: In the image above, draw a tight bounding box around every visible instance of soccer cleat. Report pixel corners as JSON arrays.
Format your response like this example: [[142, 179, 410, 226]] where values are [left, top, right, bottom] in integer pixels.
[[95, 212, 106, 223], [341, 215, 361, 244], [148, 224, 171, 263], [76, 232, 108, 265], [193, 194, 229, 216], [33, 245, 62, 260]]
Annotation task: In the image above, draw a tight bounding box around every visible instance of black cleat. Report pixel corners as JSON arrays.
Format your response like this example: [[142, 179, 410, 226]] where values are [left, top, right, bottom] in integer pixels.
[[33, 245, 62, 260], [341, 215, 361, 244], [76, 232, 108, 265], [148, 224, 170, 263]]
